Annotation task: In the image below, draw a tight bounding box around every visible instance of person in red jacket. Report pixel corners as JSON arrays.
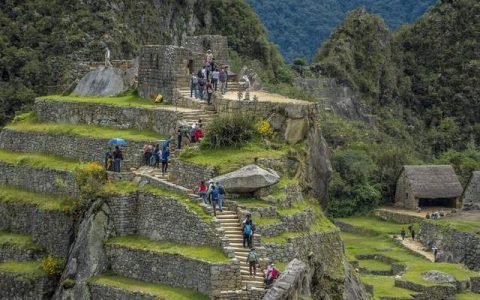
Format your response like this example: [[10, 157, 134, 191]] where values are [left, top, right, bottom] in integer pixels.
[[194, 127, 203, 141]]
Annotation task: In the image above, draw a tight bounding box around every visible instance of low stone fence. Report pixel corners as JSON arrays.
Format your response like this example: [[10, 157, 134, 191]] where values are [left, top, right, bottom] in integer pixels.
[[34, 98, 180, 136], [89, 283, 157, 300], [418, 221, 480, 271], [374, 208, 423, 224], [169, 160, 219, 189], [214, 289, 265, 300], [0, 162, 78, 196], [107, 192, 221, 247], [0, 243, 42, 263], [395, 278, 457, 300], [0, 200, 74, 257], [256, 208, 314, 237], [0, 128, 154, 170], [263, 259, 309, 300], [0, 271, 56, 300], [106, 244, 240, 295]]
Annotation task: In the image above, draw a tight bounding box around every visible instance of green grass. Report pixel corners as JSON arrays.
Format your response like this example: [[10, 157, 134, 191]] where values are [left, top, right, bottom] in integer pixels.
[[90, 274, 208, 300], [107, 236, 229, 263], [255, 217, 281, 226], [360, 275, 419, 300], [277, 202, 309, 216], [337, 215, 415, 236], [358, 259, 391, 272], [8, 115, 165, 142], [274, 261, 288, 272], [0, 261, 44, 279], [178, 141, 291, 174], [234, 198, 274, 208], [0, 185, 80, 212], [434, 219, 480, 234], [39, 92, 155, 108], [262, 231, 305, 244], [0, 149, 82, 171], [0, 231, 41, 250], [457, 293, 480, 300]]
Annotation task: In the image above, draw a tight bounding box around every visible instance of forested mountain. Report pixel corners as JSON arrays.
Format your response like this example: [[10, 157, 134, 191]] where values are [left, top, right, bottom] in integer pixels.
[[0, 0, 285, 125], [246, 0, 437, 61]]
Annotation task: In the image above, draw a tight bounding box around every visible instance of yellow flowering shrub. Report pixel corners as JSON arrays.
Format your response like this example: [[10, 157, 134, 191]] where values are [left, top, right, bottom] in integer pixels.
[[41, 255, 64, 276], [256, 120, 274, 137], [75, 162, 106, 195]]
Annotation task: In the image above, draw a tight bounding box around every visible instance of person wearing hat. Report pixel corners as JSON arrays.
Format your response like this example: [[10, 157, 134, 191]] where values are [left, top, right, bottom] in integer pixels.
[[206, 49, 213, 66], [206, 180, 215, 206], [246, 248, 259, 277]]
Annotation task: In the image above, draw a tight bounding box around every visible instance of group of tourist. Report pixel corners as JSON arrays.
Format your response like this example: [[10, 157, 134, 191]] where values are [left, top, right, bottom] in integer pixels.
[[105, 146, 124, 172], [246, 248, 280, 287], [426, 209, 446, 220], [400, 224, 416, 241], [198, 180, 225, 215], [143, 141, 170, 174], [177, 121, 204, 150], [190, 50, 229, 104]]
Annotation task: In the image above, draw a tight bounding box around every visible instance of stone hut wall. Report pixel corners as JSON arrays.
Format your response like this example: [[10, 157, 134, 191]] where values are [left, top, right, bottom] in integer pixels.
[[106, 244, 240, 295], [0, 201, 74, 257], [182, 35, 229, 67], [106, 192, 221, 247], [0, 162, 78, 196], [169, 160, 219, 189], [418, 221, 480, 271], [0, 129, 153, 170], [394, 171, 417, 210], [34, 99, 179, 136], [463, 172, 480, 208]]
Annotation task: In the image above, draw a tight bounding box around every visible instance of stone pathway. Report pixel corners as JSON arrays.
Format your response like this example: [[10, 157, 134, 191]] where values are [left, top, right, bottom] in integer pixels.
[[393, 236, 435, 262]]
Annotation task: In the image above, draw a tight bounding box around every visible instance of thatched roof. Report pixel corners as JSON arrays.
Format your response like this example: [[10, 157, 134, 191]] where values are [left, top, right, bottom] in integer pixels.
[[402, 165, 463, 199]]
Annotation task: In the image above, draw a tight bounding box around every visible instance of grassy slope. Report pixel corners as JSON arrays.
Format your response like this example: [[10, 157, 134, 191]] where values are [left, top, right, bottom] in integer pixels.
[[106, 236, 229, 263], [39, 93, 154, 107], [0, 185, 79, 212], [8, 114, 165, 141], [90, 274, 208, 300], [0, 231, 41, 250], [0, 149, 81, 171], [0, 261, 45, 279]]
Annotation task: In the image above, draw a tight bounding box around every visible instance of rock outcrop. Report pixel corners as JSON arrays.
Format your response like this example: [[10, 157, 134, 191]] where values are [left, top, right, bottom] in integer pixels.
[[72, 67, 135, 97], [212, 165, 280, 193], [263, 259, 309, 300]]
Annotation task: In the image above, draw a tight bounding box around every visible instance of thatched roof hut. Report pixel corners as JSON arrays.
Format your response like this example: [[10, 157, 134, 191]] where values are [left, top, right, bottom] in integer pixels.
[[394, 165, 463, 210], [462, 171, 480, 209]]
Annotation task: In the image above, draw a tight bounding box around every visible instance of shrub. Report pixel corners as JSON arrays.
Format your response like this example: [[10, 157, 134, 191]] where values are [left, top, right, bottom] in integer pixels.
[[203, 114, 257, 148], [75, 162, 106, 196], [40, 255, 64, 277], [256, 119, 274, 137]]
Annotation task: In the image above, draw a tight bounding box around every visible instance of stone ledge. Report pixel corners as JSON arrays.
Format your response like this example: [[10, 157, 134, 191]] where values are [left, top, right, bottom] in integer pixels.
[[89, 283, 157, 300], [394, 279, 456, 300], [0, 240, 43, 264], [0, 268, 55, 300]]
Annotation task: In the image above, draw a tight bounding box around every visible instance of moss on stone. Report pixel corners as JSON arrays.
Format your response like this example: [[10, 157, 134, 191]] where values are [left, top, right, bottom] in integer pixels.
[[429, 219, 480, 235], [0, 261, 45, 279], [0, 231, 41, 250], [358, 259, 391, 272], [276, 202, 309, 216], [39, 92, 154, 108], [106, 236, 229, 263], [0, 185, 80, 212], [360, 275, 419, 300], [255, 217, 281, 226], [262, 231, 304, 244], [89, 274, 209, 300], [235, 198, 274, 208], [0, 149, 81, 171], [8, 114, 165, 142]]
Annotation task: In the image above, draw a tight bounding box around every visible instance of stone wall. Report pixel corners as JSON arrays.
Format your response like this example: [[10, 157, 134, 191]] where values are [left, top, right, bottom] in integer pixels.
[[0, 162, 78, 196], [0, 128, 154, 170], [463, 171, 480, 209], [106, 244, 240, 295], [418, 221, 480, 271], [0, 244, 42, 263], [182, 35, 229, 67], [89, 283, 157, 300], [107, 192, 221, 247], [374, 208, 423, 224], [0, 201, 74, 257], [394, 171, 417, 210], [263, 259, 309, 300], [0, 271, 55, 300], [34, 99, 180, 136], [214, 289, 265, 300], [170, 160, 219, 189], [256, 208, 314, 237]]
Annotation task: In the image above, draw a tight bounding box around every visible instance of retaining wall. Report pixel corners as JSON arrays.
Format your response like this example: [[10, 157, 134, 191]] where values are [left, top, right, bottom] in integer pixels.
[[374, 208, 423, 224], [0, 162, 78, 196], [0, 128, 154, 170], [263, 259, 309, 300], [169, 160, 219, 189], [88, 283, 157, 300], [0, 271, 55, 300], [34, 99, 180, 136], [106, 244, 240, 295], [0, 244, 42, 263]]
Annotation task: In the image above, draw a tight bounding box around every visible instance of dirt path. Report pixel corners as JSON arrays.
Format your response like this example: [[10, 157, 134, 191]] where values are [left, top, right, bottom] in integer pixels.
[[393, 236, 435, 262]]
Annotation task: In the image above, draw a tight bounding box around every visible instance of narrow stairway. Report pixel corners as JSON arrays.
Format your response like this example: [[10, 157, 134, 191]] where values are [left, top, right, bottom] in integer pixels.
[[216, 210, 265, 289]]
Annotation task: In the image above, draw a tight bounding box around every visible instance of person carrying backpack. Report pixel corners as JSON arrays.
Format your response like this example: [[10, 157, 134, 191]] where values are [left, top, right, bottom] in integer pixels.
[[190, 74, 199, 98], [242, 215, 255, 248], [400, 228, 406, 241], [219, 68, 228, 94], [153, 144, 161, 168], [198, 77, 206, 100], [246, 248, 259, 277], [113, 146, 123, 172], [216, 182, 225, 212], [210, 185, 220, 216], [206, 80, 214, 105], [161, 147, 170, 174]]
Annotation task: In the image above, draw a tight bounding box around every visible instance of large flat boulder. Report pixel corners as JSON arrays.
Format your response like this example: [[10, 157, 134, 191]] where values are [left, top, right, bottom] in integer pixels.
[[212, 165, 280, 193], [72, 67, 134, 97]]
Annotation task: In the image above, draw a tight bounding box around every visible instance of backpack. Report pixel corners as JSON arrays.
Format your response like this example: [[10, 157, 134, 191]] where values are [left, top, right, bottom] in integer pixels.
[[210, 188, 219, 201], [247, 251, 257, 262], [219, 186, 225, 195], [192, 76, 198, 84], [244, 223, 252, 235]]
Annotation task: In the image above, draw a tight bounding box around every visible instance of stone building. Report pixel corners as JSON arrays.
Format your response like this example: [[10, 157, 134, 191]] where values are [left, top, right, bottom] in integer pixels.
[[462, 171, 480, 209], [394, 165, 463, 210], [138, 35, 228, 101]]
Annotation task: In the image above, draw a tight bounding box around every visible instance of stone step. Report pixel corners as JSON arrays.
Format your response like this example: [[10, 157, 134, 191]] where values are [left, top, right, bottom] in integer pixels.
[[216, 210, 235, 215], [241, 281, 264, 288], [241, 275, 264, 283], [216, 214, 237, 219]]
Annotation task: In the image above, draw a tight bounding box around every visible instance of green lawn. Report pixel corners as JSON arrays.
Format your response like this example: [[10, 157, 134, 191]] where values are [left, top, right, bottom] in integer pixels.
[[434, 219, 480, 234], [0, 149, 82, 171], [0, 261, 44, 279], [255, 217, 281, 226], [178, 141, 291, 174], [106, 236, 229, 263], [234, 198, 274, 208], [0, 231, 41, 250], [358, 259, 391, 272], [8, 114, 164, 142], [90, 274, 209, 300], [277, 202, 309, 216], [0, 185, 80, 212], [337, 216, 416, 236], [39, 92, 155, 107], [457, 293, 480, 300], [360, 275, 419, 300]]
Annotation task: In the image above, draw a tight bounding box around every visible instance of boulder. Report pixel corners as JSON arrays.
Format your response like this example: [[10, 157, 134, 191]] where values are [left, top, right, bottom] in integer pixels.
[[212, 165, 280, 193], [71, 66, 134, 97], [238, 66, 263, 91], [284, 118, 308, 144]]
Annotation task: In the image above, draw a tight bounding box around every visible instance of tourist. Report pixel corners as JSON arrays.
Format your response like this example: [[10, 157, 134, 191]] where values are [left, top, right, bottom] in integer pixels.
[[206, 80, 214, 105], [432, 246, 438, 262], [408, 225, 413, 236], [198, 181, 208, 204], [161, 147, 170, 174], [209, 184, 220, 216], [264, 263, 279, 287], [177, 126, 184, 150], [198, 119, 203, 128], [416, 206, 422, 213], [401, 228, 406, 241], [411, 228, 416, 241], [439, 209, 445, 217], [195, 126, 203, 142], [206, 49, 213, 66], [105, 147, 113, 170], [143, 144, 152, 165], [200, 66, 207, 79], [190, 123, 197, 143], [212, 68, 220, 91], [198, 76, 206, 100], [242, 214, 255, 248], [219, 67, 228, 94], [162, 138, 171, 152], [153, 144, 161, 168], [206, 180, 215, 205], [246, 248, 259, 277], [190, 74, 199, 98], [216, 182, 225, 212], [113, 146, 123, 172]]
